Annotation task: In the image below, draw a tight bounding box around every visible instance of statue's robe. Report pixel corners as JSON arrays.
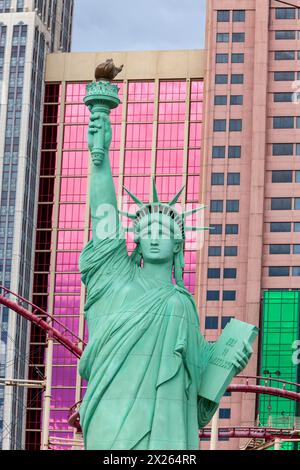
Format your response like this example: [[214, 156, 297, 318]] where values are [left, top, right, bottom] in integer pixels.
[[79, 236, 218, 450]]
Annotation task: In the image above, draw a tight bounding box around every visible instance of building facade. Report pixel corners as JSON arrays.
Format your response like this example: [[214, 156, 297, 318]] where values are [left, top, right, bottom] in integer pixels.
[[200, 0, 300, 449], [26, 50, 205, 449], [0, 0, 74, 450]]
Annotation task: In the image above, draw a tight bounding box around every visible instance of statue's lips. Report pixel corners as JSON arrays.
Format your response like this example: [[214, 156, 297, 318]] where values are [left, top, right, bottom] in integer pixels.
[[150, 248, 160, 253]]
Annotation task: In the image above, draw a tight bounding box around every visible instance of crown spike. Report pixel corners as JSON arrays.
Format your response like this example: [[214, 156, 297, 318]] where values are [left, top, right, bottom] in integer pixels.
[[183, 204, 207, 218], [123, 186, 144, 208], [152, 178, 160, 203], [169, 186, 185, 206]]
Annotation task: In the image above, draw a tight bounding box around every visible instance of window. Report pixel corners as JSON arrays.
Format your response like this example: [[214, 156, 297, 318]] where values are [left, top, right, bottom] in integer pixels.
[[230, 95, 243, 105], [217, 10, 230, 22], [224, 268, 237, 279], [275, 30, 296, 40], [221, 316, 234, 329], [273, 116, 294, 129], [212, 146, 226, 158], [207, 290, 220, 301], [232, 32, 245, 42], [271, 198, 292, 210], [210, 200, 224, 212], [223, 291, 236, 301], [293, 245, 300, 254], [228, 145, 241, 158], [215, 74, 228, 84], [294, 198, 300, 210], [208, 268, 221, 279], [214, 119, 226, 132], [297, 144, 300, 156], [225, 224, 238, 235], [214, 95, 227, 105], [274, 92, 293, 102], [274, 71, 295, 81], [225, 246, 237, 256], [226, 200, 239, 212], [216, 33, 230, 43], [296, 171, 300, 182], [208, 246, 222, 256], [229, 119, 242, 132], [272, 170, 293, 183], [294, 222, 300, 232], [275, 51, 295, 60], [227, 173, 240, 185], [270, 222, 291, 232], [231, 74, 244, 84], [272, 143, 293, 156], [211, 173, 224, 185], [233, 10, 245, 22], [231, 53, 244, 63], [275, 8, 296, 19], [216, 53, 229, 63], [292, 267, 300, 276], [209, 224, 222, 235], [269, 244, 291, 254], [269, 266, 289, 277], [219, 408, 231, 419], [205, 316, 219, 329]]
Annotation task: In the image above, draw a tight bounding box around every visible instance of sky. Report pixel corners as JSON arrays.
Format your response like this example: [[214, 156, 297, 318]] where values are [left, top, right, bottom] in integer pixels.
[[72, 0, 206, 52]]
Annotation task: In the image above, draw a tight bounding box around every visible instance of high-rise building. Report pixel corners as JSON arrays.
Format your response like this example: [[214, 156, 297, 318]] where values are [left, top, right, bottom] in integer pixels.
[[27, 50, 204, 449], [0, 0, 74, 450], [200, 0, 300, 449]]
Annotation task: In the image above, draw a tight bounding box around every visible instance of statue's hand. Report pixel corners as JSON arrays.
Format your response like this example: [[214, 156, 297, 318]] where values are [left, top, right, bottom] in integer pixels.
[[88, 111, 112, 166], [232, 340, 253, 375]]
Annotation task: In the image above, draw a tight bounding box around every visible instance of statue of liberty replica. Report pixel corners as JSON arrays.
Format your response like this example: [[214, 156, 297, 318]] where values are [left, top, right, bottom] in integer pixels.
[[78, 61, 257, 450]]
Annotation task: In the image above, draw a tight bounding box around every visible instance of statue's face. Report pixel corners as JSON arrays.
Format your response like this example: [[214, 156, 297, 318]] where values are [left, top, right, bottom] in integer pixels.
[[137, 215, 182, 264]]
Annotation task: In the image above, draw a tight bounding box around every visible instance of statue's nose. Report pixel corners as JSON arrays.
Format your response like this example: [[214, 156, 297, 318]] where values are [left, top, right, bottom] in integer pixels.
[[150, 239, 159, 246]]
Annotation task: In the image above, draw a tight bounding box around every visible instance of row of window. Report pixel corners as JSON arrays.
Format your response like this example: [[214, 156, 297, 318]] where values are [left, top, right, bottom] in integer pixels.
[[208, 268, 237, 279], [216, 53, 244, 64], [275, 30, 300, 40], [215, 73, 244, 85], [213, 119, 242, 132], [207, 290, 236, 301], [270, 222, 300, 232], [269, 266, 300, 277], [271, 170, 300, 183], [205, 316, 234, 330], [215, 95, 243, 106], [212, 145, 241, 159], [271, 198, 300, 210], [275, 8, 300, 20], [210, 224, 239, 235], [217, 10, 245, 23], [210, 200, 239, 213], [272, 143, 300, 156], [275, 51, 300, 61], [211, 172, 240, 186], [208, 246, 238, 257], [216, 32, 245, 43], [274, 71, 300, 81], [269, 244, 300, 255], [273, 116, 300, 129]]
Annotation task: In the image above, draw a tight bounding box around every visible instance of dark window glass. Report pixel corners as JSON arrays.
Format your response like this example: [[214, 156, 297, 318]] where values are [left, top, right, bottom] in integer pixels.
[[274, 71, 295, 81], [232, 32, 245, 42], [227, 173, 240, 185], [207, 290, 220, 301], [217, 10, 230, 22], [214, 95, 227, 105], [292, 267, 300, 276], [215, 74, 228, 84], [270, 222, 291, 232], [224, 246, 237, 256], [275, 30, 296, 40], [211, 173, 224, 185], [216, 53, 229, 63], [209, 224, 222, 235], [275, 51, 295, 60], [293, 245, 300, 254], [233, 10, 245, 22], [214, 119, 227, 132], [208, 246, 222, 256], [226, 200, 239, 212], [219, 408, 231, 419], [230, 95, 243, 105], [269, 244, 291, 254], [225, 224, 239, 235], [272, 143, 293, 156], [231, 74, 244, 84], [216, 33, 230, 43], [212, 146, 226, 158], [271, 198, 292, 210], [295, 171, 300, 182], [228, 145, 241, 158], [221, 316, 234, 329], [229, 119, 242, 132], [274, 92, 293, 102], [210, 200, 224, 212], [273, 116, 294, 128], [272, 170, 293, 183], [224, 268, 237, 279], [231, 53, 244, 63], [208, 268, 221, 279], [275, 8, 296, 19], [269, 266, 289, 277], [223, 291, 236, 301], [205, 316, 219, 329], [294, 222, 300, 232], [295, 198, 300, 210]]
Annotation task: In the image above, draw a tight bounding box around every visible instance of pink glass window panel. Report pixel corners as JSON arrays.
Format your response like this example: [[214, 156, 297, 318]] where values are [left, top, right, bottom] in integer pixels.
[[111, 123, 121, 149], [155, 176, 183, 203], [64, 104, 89, 124], [125, 123, 153, 149], [56, 251, 80, 272], [110, 105, 122, 124], [62, 151, 88, 177], [51, 344, 78, 366], [184, 250, 197, 271], [60, 178, 87, 203], [54, 295, 80, 314], [157, 123, 184, 148], [49, 411, 74, 431], [158, 102, 186, 122], [186, 175, 200, 203], [51, 388, 77, 409], [58, 204, 85, 228], [127, 81, 155, 102], [123, 176, 150, 205], [127, 102, 154, 122], [190, 80, 204, 101], [156, 150, 183, 174], [183, 271, 196, 294], [187, 149, 201, 174], [124, 150, 152, 175], [57, 230, 84, 250], [66, 83, 88, 103], [52, 366, 77, 387], [63, 125, 88, 149], [109, 150, 120, 175], [54, 273, 81, 294], [189, 123, 202, 148], [159, 81, 186, 101], [190, 101, 203, 122]]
